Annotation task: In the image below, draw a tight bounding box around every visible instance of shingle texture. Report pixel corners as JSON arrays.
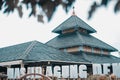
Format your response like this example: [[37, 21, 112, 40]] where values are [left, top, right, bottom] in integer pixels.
[[82, 52, 120, 63], [52, 15, 96, 33], [0, 15, 119, 65], [46, 32, 117, 51], [0, 41, 120, 64], [0, 41, 88, 64]]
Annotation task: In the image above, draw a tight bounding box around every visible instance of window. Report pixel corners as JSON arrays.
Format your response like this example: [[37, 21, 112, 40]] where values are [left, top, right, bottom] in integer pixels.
[[62, 28, 75, 34], [83, 46, 92, 52], [94, 48, 101, 53], [66, 47, 79, 53]]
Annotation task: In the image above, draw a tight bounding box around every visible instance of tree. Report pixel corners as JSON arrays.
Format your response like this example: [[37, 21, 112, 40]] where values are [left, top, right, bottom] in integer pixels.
[[0, 0, 120, 23], [88, 0, 120, 19], [0, 0, 75, 23]]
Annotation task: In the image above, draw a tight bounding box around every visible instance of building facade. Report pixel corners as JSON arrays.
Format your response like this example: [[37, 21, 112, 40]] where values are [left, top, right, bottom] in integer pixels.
[[0, 14, 120, 79]]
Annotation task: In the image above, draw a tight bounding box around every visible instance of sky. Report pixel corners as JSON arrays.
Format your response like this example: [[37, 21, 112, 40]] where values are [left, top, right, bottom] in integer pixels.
[[0, 1, 120, 57]]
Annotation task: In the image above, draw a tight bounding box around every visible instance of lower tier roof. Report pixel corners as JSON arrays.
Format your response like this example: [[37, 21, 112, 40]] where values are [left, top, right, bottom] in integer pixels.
[[0, 41, 119, 66], [0, 41, 88, 66], [80, 52, 120, 64]]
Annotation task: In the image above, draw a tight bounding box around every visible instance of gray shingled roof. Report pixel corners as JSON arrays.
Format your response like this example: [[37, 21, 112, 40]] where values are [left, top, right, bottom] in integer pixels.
[[0, 41, 119, 64], [82, 52, 120, 63], [46, 32, 117, 51], [52, 15, 96, 33], [0, 41, 88, 64]]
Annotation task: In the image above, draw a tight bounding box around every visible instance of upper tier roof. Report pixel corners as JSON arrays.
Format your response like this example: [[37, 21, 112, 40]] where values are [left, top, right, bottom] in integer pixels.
[[52, 15, 96, 34], [46, 32, 118, 51]]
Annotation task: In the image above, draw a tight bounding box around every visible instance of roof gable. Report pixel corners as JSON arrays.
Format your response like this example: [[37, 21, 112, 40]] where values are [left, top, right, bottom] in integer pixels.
[[52, 15, 96, 34], [0, 41, 32, 62]]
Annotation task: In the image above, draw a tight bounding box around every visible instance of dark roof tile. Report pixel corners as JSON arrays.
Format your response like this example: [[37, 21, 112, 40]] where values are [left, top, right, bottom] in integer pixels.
[[46, 32, 117, 51], [0, 41, 88, 64], [52, 15, 96, 33], [82, 52, 120, 63]]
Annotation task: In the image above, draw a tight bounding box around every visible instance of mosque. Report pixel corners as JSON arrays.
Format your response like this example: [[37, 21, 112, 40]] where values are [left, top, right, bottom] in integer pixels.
[[0, 10, 120, 79]]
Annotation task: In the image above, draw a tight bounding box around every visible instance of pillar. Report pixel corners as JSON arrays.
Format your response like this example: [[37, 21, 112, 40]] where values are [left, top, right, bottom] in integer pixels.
[[20, 62, 26, 77]]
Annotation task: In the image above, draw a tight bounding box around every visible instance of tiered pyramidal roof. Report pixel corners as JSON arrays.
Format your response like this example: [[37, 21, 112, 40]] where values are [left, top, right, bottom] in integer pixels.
[[0, 14, 120, 65], [52, 15, 96, 34], [47, 15, 117, 52]]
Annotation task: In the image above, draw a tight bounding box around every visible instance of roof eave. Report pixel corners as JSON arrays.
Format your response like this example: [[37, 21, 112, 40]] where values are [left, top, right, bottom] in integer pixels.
[[88, 30, 97, 34], [23, 60, 91, 65], [52, 30, 60, 34], [52, 28, 97, 34], [110, 49, 118, 52]]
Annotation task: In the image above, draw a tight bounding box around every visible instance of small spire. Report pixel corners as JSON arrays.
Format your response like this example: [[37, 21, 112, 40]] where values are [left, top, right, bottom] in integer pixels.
[[72, 6, 75, 15]]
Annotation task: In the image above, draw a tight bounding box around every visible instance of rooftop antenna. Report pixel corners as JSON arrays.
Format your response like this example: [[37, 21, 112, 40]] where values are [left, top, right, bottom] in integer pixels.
[[72, 6, 75, 15]]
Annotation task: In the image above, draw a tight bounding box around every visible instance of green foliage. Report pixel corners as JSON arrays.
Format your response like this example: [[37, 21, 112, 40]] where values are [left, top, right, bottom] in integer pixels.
[[88, 0, 120, 19], [0, 0, 75, 22], [0, 0, 120, 22]]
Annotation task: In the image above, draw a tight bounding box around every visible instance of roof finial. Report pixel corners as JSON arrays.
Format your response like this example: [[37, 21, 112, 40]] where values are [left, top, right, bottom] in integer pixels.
[[72, 6, 75, 15]]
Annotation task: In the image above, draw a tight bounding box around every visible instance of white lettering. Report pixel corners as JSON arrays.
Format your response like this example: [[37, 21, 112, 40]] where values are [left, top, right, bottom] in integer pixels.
[[14, 68, 20, 78], [79, 65, 87, 78], [54, 66, 61, 78], [7, 68, 14, 79], [27, 67, 31, 78], [7, 63, 120, 79], [70, 65, 77, 78], [112, 63, 120, 78], [46, 66, 52, 76], [36, 67, 42, 78], [20, 67, 26, 76], [62, 66, 69, 78], [103, 64, 110, 74], [92, 64, 102, 75]]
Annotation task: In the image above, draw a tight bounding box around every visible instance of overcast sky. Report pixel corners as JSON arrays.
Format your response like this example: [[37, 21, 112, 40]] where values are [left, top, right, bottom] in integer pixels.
[[0, 1, 120, 56]]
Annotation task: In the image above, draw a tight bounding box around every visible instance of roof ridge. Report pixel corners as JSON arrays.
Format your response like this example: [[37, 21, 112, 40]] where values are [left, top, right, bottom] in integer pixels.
[[19, 41, 37, 59], [76, 16, 96, 32], [52, 17, 71, 30], [90, 35, 118, 51], [73, 15, 79, 29]]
